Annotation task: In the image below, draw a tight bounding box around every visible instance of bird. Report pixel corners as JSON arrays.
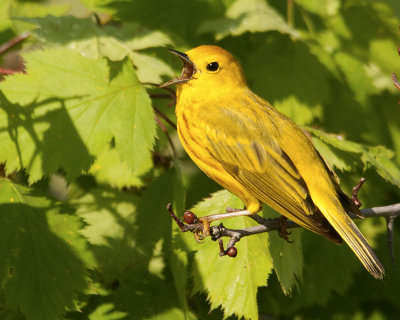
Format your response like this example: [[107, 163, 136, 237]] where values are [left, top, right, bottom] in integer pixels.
[[160, 45, 384, 279]]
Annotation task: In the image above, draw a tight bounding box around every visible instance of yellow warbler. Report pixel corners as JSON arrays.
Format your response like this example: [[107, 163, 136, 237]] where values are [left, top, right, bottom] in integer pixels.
[[161, 45, 384, 279]]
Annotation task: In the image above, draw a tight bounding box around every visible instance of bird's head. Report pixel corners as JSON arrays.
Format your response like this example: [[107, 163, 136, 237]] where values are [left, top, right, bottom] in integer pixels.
[[160, 45, 247, 91]]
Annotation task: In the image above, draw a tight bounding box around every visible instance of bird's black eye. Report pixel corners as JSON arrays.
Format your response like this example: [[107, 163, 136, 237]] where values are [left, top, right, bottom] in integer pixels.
[[206, 62, 220, 72]]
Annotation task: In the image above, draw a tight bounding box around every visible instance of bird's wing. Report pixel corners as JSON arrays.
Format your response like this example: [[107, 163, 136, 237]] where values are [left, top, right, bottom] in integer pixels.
[[201, 100, 332, 235]]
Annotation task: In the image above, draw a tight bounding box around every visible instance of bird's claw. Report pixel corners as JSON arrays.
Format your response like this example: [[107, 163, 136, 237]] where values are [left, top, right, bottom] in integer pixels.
[[166, 204, 212, 242], [194, 230, 206, 243], [193, 217, 211, 242], [278, 216, 293, 243]]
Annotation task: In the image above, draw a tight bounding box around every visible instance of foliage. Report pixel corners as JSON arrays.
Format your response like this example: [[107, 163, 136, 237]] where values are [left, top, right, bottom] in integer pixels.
[[0, 0, 399, 319]]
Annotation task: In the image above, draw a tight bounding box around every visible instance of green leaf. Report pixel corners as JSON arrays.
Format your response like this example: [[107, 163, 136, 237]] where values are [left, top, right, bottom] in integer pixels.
[[9, 1, 70, 34], [75, 169, 187, 319], [274, 95, 322, 126], [267, 206, 303, 295], [199, 0, 298, 40], [361, 146, 400, 188], [0, 0, 13, 35], [295, 0, 340, 16], [292, 231, 361, 307], [88, 303, 127, 320], [25, 16, 174, 83], [169, 249, 188, 316], [309, 128, 400, 188], [130, 51, 174, 84], [74, 168, 184, 279], [72, 187, 139, 280], [190, 190, 273, 320], [311, 136, 352, 172], [10, 2, 70, 19], [368, 38, 400, 92], [167, 164, 188, 316], [134, 168, 184, 262], [79, 0, 225, 43], [102, 23, 173, 51], [238, 34, 330, 126], [0, 295, 25, 320], [90, 145, 152, 188], [334, 52, 376, 104], [114, 271, 188, 320], [308, 128, 364, 153], [0, 48, 156, 183], [0, 179, 94, 320]]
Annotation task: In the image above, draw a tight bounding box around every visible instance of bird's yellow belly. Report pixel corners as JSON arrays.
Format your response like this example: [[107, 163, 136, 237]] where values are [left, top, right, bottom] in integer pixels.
[[177, 119, 261, 213]]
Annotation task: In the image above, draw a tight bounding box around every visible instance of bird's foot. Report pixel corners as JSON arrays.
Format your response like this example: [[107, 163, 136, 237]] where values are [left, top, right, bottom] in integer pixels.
[[166, 204, 253, 242], [278, 216, 293, 243], [166, 203, 211, 242]]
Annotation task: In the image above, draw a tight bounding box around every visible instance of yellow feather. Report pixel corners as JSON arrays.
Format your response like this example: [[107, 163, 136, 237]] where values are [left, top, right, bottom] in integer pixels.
[[166, 45, 384, 279]]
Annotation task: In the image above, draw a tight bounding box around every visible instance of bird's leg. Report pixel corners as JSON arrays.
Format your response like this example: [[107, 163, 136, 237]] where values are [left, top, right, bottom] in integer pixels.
[[278, 216, 293, 243], [196, 209, 252, 240], [352, 177, 366, 208], [166, 203, 253, 241]]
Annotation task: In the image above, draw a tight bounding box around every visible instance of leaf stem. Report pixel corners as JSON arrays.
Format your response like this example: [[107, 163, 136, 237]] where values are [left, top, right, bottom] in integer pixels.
[[298, 6, 315, 36], [155, 115, 177, 158], [153, 107, 177, 130], [0, 32, 30, 56], [392, 73, 400, 91], [0, 67, 18, 75]]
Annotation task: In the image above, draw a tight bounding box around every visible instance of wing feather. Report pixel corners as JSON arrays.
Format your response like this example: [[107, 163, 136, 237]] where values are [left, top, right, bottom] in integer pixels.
[[202, 104, 332, 235]]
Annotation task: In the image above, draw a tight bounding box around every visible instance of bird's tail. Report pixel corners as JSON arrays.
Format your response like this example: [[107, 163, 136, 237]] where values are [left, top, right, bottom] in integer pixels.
[[323, 203, 385, 279]]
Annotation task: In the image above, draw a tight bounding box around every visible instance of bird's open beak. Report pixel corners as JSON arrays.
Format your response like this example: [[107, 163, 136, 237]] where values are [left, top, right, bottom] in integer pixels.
[[159, 49, 197, 88]]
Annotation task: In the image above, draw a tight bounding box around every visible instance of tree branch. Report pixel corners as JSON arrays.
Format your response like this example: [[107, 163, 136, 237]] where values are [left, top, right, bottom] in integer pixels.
[[167, 203, 400, 255], [214, 203, 400, 246]]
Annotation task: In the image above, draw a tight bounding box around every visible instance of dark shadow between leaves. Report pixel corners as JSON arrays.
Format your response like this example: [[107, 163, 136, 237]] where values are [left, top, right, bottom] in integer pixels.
[[0, 93, 95, 181], [0, 201, 88, 319], [68, 173, 184, 319]]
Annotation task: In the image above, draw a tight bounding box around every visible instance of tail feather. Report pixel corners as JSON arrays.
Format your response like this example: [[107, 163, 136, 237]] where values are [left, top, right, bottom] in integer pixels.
[[324, 206, 385, 279]]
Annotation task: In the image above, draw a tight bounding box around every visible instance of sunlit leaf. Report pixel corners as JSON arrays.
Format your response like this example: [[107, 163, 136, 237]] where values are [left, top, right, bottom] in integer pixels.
[[295, 0, 340, 16], [267, 205, 303, 296], [25, 16, 174, 82], [190, 190, 273, 320], [0, 48, 155, 183], [90, 145, 152, 188], [309, 128, 400, 188], [199, 0, 298, 40]]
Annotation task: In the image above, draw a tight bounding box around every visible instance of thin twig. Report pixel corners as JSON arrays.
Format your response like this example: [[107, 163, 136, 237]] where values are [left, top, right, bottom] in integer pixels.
[[142, 82, 176, 95], [154, 107, 177, 130], [297, 5, 315, 37], [392, 73, 400, 91], [0, 32, 30, 56], [150, 93, 175, 100], [352, 177, 366, 208], [357, 203, 400, 218], [155, 115, 177, 158], [0, 68, 18, 75]]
